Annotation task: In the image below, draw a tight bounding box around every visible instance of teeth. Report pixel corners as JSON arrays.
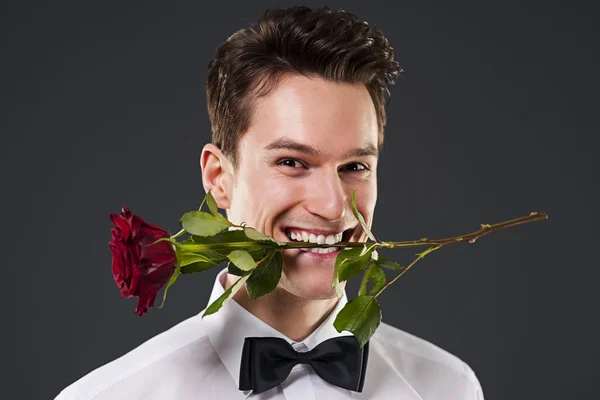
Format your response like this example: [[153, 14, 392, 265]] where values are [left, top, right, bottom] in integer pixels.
[[307, 247, 338, 254], [285, 229, 345, 246]]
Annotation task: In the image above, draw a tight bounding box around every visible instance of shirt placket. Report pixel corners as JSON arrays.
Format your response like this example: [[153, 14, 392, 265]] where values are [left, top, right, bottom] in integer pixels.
[[280, 342, 316, 400]]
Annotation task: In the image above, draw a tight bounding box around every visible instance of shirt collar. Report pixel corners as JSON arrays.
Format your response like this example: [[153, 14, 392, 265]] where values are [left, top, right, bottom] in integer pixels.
[[202, 268, 352, 395]]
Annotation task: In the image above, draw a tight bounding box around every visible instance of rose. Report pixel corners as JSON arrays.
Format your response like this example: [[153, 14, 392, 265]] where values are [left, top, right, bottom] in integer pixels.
[[108, 206, 176, 316], [108, 191, 547, 345]]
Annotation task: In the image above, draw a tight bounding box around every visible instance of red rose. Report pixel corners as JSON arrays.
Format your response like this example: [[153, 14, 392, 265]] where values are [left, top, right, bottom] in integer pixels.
[[108, 207, 176, 316]]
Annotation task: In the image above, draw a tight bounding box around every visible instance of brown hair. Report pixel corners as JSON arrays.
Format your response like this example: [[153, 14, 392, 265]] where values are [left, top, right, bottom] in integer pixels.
[[206, 6, 403, 168]]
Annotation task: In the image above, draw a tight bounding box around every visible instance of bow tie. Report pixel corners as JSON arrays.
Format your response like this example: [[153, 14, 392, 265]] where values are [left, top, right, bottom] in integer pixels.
[[239, 336, 369, 394]]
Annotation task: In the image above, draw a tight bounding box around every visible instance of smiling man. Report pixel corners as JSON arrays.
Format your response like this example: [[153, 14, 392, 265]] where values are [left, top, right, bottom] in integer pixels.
[[56, 6, 484, 400], [203, 74, 380, 343]]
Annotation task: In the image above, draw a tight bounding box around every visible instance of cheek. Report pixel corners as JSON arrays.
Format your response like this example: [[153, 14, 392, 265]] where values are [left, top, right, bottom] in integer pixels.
[[241, 170, 301, 204], [354, 180, 377, 222], [234, 172, 303, 229], [256, 176, 306, 223]]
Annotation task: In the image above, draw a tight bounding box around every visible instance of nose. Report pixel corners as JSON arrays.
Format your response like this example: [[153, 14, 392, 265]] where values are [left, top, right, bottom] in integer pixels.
[[304, 168, 347, 222]]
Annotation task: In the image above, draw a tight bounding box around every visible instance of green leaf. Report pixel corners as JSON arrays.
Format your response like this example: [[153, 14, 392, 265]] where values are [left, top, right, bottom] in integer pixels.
[[180, 261, 215, 274], [182, 231, 258, 274], [334, 295, 382, 348], [206, 190, 219, 217], [202, 273, 250, 318], [246, 251, 282, 299], [228, 248, 268, 276], [376, 256, 405, 271], [351, 190, 377, 242], [248, 247, 268, 261], [194, 228, 280, 254], [244, 227, 285, 246], [359, 263, 386, 296], [180, 211, 231, 236], [227, 250, 256, 271], [190, 230, 247, 244], [214, 212, 232, 226], [159, 263, 180, 309], [335, 245, 373, 283], [227, 262, 246, 276], [198, 191, 209, 211], [202, 189, 232, 228]]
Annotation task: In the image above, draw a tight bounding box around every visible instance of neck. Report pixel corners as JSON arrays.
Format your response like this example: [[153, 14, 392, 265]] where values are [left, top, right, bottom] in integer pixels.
[[224, 273, 339, 342]]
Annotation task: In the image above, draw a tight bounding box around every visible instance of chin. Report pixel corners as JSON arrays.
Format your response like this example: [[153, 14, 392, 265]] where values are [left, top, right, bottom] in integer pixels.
[[278, 262, 340, 300]]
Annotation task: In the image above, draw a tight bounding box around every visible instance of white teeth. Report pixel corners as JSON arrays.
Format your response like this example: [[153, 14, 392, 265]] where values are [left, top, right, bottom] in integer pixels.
[[307, 247, 337, 254], [286, 229, 345, 246]]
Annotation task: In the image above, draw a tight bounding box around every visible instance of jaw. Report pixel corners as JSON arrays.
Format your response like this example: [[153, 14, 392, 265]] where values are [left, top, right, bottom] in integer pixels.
[[275, 226, 362, 300]]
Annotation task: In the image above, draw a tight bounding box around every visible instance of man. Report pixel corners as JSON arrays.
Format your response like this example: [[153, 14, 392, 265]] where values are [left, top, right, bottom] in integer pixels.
[[56, 6, 484, 399]]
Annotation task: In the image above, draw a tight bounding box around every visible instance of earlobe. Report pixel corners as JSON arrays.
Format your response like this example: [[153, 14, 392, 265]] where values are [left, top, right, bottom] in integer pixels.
[[200, 143, 232, 210]]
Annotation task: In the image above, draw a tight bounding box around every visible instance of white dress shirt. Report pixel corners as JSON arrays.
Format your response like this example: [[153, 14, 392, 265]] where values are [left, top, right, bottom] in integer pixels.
[[55, 268, 484, 399]]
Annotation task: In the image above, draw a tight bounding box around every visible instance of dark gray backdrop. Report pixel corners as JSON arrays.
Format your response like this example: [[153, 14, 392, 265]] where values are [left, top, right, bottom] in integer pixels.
[[2, 1, 598, 399]]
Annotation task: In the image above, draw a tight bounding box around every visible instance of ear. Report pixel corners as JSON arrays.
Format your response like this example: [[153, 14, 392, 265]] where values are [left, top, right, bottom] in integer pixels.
[[200, 143, 233, 211]]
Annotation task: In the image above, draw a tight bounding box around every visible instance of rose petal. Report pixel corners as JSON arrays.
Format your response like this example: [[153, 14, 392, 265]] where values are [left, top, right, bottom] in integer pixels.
[[109, 214, 131, 241], [108, 207, 174, 316], [134, 283, 159, 316]]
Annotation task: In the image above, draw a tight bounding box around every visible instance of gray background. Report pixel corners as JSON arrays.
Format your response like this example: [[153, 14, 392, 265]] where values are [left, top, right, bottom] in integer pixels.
[[2, 0, 598, 399]]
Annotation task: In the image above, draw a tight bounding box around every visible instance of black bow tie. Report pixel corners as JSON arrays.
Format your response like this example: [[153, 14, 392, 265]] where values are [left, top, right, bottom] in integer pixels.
[[239, 336, 369, 394]]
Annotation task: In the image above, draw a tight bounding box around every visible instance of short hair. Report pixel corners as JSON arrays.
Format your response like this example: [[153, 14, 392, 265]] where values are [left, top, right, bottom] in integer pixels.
[[206, 6, 403, 168]]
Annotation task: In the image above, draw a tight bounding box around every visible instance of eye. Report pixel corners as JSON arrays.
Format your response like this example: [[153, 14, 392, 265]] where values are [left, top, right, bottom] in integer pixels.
[[342, 162, 369, 172], [277, 158, 305, 169]]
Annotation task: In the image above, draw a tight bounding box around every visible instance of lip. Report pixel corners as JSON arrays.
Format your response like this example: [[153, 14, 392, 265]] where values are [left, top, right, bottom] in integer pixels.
[[297, 247, 343, 260]]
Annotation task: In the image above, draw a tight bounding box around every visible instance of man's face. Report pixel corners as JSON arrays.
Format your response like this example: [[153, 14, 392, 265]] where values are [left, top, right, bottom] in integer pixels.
[[227, 74, 379, 300]]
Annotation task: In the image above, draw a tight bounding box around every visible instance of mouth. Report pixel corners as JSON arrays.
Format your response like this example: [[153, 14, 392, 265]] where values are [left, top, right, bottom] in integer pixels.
[[280, 226, 356, 255]]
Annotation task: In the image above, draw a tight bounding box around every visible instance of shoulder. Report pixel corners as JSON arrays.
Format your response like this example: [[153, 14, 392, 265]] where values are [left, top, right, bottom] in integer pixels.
[[55, 312, 215, 400], [371, 322, 483, 396]]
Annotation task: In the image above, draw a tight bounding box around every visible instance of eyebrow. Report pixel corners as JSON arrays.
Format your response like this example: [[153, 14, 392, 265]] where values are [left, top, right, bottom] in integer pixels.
[[264, 137, 379, 159]]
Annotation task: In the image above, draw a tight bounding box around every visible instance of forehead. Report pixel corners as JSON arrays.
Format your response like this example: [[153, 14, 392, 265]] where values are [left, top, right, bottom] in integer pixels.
[[240, 75, 378, 158]]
